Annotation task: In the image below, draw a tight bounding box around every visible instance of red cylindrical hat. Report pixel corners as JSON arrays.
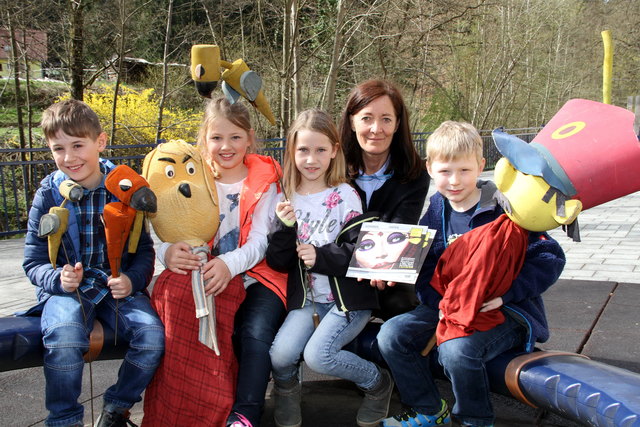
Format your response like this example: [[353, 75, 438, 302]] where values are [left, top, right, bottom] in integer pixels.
[[530, 99, 640, 210]]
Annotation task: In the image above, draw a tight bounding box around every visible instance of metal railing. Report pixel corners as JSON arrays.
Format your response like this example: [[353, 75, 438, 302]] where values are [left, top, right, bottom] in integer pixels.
[[0, 128, 540, 237]]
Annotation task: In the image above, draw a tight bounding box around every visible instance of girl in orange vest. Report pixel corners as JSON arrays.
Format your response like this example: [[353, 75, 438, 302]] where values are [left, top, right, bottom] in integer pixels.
[[145, 97, 287, 427]]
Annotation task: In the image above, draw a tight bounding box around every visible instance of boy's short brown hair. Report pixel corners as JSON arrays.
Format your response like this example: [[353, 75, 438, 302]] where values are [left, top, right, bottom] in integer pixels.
[[41, 99, 103, 142], [426, 120, 484, 165]]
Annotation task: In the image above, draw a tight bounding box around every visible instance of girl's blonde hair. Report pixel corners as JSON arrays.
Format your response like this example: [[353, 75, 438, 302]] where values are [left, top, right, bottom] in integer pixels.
[[283, 109, 346, 199], [196, 97, 257, 176]]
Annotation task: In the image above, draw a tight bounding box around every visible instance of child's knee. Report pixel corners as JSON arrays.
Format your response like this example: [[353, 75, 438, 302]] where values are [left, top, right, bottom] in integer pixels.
[[42, 321, 89, 350], [377, 320, 400, 353], [42, 323, 89, 369], [302, 341, 330, 373], [377, 318, 414, 354], [238, 317, 278, 346], [438, 338, 478, 367], [131, 324, 165, 351]]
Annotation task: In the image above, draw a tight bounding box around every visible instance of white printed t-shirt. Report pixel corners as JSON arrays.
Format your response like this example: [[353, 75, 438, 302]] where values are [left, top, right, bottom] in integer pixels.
[[292, 182, 362, 303]]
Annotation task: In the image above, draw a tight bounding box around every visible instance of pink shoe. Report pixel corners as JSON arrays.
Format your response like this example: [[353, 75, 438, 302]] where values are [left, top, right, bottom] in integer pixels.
[[227, 412, 253, 427]]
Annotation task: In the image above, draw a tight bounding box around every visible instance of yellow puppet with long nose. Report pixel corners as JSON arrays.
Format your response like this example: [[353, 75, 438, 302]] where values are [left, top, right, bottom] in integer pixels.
[[190, 44, 276, 125]]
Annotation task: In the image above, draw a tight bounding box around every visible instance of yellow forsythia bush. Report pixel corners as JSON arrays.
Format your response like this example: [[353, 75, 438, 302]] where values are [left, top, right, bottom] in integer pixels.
[[58, 84, 202, 145]]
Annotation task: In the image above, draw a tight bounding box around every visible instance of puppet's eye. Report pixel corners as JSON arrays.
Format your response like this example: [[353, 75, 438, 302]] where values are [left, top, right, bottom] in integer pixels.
[[165, 164, 175, 178], [118, 178, 132, 192], [185, 161, 196, 176]]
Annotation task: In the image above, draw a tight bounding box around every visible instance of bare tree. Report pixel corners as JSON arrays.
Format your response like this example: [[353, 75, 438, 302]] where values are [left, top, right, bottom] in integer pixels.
[[109, 0, 152, 145], [6, 13, 26, 156], [156, 0, 174, 143], [68, 0, 86, 100], [321, 0, 346, 114]]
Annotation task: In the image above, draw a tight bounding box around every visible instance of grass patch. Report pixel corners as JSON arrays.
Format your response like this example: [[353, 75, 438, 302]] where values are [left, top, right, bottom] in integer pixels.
[[0, 107, 43, 126]]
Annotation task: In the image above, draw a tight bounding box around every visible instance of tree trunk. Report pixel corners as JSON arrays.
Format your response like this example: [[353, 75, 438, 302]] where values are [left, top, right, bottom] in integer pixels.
[[21, 30, 33, 151], [280, 0, 293, 134], [20, 27, 34, 198], [68, 0, 85, 100], [7, 14, 26, 158], [156, 0, 174, 143], [110, 1, 128, 146], [291, 0, 300, 119], [322, 0, 345, 114]]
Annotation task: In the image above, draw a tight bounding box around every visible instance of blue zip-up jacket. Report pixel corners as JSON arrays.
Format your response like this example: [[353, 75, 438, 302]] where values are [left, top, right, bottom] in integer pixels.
[[22, 159, 155, 307], [416, 180, 565, 351]]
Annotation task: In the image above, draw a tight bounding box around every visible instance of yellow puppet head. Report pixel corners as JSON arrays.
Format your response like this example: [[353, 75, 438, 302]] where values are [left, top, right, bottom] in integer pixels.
[[191, 44, 276, 125], [493, 157, 582, 233], [492, 99, 640, 240], [142, 139, 219, 247]]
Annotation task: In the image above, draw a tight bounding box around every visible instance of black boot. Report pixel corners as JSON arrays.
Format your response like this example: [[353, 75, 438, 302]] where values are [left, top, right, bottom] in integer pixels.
[[356, 367, 394, 427], [273, 377, 302, 427]]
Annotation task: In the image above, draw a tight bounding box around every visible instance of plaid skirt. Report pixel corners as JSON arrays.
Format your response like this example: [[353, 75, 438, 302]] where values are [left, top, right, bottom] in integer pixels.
[[142, 268, 245, 426]]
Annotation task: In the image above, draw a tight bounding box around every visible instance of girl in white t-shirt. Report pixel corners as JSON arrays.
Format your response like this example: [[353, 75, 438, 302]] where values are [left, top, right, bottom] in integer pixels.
[[146, 98, 287, 427], [266, 109, 392, 427]]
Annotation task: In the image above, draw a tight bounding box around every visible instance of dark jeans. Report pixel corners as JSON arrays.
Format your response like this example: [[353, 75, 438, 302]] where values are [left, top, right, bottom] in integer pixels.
[[231, 282, 286, 426]]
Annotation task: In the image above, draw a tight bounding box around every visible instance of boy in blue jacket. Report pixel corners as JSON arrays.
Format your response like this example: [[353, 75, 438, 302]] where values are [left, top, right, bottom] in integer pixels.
[[376, 121, 565, 427], [22, 100, 164, 427]]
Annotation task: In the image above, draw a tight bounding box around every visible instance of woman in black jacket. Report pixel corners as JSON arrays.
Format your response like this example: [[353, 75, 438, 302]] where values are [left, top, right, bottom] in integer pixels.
[[338, 79, 430, 317]]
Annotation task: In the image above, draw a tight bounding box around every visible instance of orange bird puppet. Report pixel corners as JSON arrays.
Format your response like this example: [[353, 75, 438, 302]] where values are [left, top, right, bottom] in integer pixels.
[[103, 165, 157, 278]]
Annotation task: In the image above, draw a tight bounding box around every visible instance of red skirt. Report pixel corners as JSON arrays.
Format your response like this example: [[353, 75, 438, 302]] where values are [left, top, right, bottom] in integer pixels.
[[142, 269, 245, 426]]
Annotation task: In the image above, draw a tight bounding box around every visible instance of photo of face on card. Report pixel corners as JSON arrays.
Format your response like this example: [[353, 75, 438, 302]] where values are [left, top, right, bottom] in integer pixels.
[[353, 230, 418, 270], [347, 221, 436, 284]]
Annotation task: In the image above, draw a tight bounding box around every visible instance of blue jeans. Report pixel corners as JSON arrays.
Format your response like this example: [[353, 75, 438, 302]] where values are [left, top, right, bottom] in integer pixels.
[[270, 300, 379, 390], [231, 283, 286, 427], [40, 292, 165, 427], [377, 304, 442, 414], [438, 314, 526, 426]]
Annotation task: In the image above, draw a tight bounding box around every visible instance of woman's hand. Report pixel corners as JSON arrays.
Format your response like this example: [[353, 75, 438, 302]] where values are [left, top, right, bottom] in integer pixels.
[[202, 258, 232, 296], [165, 241, 201, 274], [275, 200, 296, 227], [297, 244, 317, 268]]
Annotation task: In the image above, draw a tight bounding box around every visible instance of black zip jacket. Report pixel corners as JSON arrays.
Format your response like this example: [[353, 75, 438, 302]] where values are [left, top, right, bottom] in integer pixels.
[[352, 170, 430, 224], [266, 211, 380, 313]]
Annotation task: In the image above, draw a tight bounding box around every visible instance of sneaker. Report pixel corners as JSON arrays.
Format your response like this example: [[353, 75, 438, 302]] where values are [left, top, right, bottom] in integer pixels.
[[227, 412, 253, 427], [95, 409, 137, 427], [357, 367, 395, 427], [381, 400, 451, 427]]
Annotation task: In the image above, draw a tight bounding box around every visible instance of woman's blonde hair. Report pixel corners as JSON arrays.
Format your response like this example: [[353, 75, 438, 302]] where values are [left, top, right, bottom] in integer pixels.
[[196, 97, 256, 176], [283, 109, 346, 199]]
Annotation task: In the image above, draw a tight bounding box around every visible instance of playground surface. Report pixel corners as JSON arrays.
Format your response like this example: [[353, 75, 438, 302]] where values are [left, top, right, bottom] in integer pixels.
[[1, 173, 639, 426]]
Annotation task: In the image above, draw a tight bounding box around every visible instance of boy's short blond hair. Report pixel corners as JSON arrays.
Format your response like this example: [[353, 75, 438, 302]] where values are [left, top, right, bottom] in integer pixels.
[[41, 99, 103, 142], [426, 121, 483, 165]]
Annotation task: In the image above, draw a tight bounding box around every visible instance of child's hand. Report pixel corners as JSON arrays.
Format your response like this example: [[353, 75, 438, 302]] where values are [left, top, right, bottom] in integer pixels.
[[480, 297, 503, 312], [166, 241, 202, 274], [108, 273, 133, 299], [296, 243, 317, 268], [60, 262, 83, 293], [276, 201, 296, 227], [202, 258, 232, 296]]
